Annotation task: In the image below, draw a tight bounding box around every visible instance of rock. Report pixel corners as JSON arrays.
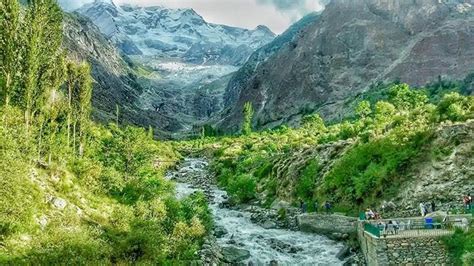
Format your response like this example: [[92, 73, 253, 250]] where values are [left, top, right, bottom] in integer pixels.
[[336, 246, 351, 261], [221, 247, 251, 263], [214, 226, 228, 238], [20, 235, 32, 242], [218, 1, 474, 133], [270, 199, 291, 210], [268, 238, 290, 252], [262, 220, 277, 229], [37, 215, 48, 230], [52, 197, 67, 210], [288, 246, 303, 254]]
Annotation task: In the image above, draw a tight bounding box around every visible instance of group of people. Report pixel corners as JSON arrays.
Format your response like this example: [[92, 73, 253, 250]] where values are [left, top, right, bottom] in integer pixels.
[[299, 200, 332, 214], [365, 208, 382, 220], [419, 201, 436, 217], [376, 220, 401, 235], [463, 193, 472, 210]]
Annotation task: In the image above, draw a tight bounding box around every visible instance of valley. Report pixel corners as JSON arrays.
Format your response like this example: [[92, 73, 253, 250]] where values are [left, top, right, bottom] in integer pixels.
[[1, 0, 473, 265]]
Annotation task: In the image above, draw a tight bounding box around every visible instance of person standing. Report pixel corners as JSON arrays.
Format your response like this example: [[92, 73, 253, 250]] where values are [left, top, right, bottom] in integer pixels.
[[324, 201, 331, 214], [419, 202, 426, 217], [431, 201, 436, 212], [463, 194, 470, 211], [313, 201, 318, 213]]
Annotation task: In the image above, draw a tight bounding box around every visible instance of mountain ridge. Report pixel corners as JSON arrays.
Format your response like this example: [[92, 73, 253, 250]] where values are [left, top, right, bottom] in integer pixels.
[[216, 0, 474, 133]]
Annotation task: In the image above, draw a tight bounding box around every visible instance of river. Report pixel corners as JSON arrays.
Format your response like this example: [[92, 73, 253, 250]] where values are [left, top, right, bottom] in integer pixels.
[[166, 158, 344, 265]]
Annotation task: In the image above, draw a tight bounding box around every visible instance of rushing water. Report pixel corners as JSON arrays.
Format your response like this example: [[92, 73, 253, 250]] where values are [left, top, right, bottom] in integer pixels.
[[167, 158, 344, 266]]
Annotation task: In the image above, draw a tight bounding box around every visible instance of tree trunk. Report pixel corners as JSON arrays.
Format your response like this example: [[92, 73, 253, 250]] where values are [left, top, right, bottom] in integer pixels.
[[73, 122, 77, 155], [38, 122, 44, 160], [67, 84, 72, 147]]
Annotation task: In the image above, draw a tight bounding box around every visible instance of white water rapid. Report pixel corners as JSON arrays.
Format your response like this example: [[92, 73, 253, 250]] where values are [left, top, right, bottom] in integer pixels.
[[167, 158, 344, 265]]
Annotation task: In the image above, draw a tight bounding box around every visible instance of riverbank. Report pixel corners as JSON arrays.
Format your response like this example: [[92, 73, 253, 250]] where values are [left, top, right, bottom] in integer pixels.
[[166, 158, 346, 265]]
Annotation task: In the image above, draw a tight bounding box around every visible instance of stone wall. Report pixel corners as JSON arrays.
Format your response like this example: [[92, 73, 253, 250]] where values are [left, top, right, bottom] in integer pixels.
[[297, 213, 357, 240], [358, 223, 451, 265], [384, 237, 449, 265]]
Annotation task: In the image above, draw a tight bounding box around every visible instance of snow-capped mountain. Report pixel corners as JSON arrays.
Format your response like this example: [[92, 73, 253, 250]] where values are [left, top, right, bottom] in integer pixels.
[[76, 1, 275, 65]]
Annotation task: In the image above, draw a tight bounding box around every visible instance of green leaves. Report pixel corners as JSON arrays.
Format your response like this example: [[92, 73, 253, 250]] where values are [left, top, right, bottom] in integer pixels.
[[227, 174, 257, 203], [242, 101, 254, 135]]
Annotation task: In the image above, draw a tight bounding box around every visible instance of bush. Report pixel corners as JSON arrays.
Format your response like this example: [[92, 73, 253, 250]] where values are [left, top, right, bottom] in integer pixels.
[[295, 159, 319, 201], [227, 174, 256, 203], [323, 135, 427, 205], [443, 229, 474, 265]]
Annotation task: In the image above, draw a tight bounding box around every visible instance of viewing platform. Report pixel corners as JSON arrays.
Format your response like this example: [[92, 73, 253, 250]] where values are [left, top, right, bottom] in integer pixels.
[[358, 214, 472, 265]]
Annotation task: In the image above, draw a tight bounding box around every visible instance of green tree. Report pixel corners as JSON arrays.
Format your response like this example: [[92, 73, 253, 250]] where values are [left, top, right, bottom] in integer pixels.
[[302, 114, 326, 133], [389, 84, 428, 110], [22, 0, 64, 133], [242, 102, 254, 135], [356, 100, 372, 118], [0, 0, 22, 108], [77, 63, 92, 156]]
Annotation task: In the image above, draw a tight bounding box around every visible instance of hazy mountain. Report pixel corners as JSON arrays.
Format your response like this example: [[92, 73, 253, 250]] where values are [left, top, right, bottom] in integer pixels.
[[77, 1, 275, 65]]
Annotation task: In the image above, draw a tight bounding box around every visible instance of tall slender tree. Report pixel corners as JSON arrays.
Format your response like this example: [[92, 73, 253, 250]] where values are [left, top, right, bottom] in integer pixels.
[[0, 0, 21, 109], [77, 63, 92, 156], [242, 102, 254, 135]]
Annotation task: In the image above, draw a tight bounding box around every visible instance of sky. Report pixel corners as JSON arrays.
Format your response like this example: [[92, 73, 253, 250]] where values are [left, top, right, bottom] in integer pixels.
[[60, 0, 329, 34]]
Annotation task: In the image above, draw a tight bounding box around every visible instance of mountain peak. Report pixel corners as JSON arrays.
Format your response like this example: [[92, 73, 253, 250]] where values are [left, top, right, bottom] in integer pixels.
[[77, 3, 275, 62], [254, 25, 275, 36]]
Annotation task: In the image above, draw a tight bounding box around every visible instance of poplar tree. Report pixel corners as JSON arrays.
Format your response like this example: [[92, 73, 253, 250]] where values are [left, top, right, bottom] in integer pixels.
[[66, 61, 79, 147], [77, 63, 92, 156], [242, 102, 254, 135], [23, 0, 63, 132], [0, 0, 21, 109]]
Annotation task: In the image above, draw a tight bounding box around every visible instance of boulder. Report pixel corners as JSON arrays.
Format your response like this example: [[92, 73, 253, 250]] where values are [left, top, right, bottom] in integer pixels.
[[262, 220, 277, 229], [52, 197, 67, 210], [214, 226, 228, 238], [336, 246, 351, 261], [221, 247, 251, 263], [270, 199, 291, 210]]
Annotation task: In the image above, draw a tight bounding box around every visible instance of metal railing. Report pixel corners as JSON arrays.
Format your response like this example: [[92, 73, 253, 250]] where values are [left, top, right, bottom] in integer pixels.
[[364, 223, 381, 237], [362, 214, 471, 239]]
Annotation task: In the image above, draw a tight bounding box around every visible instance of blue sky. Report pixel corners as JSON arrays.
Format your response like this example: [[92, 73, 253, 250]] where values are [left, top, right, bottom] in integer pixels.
[[60, 0, 328, 33]]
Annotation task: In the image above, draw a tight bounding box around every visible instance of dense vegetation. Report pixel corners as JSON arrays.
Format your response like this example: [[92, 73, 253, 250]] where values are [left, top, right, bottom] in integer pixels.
[[184, 84, 472, 207], [1, 0, 473, 264], [0, 1, 210, 264], [180, 84, 473, 263]]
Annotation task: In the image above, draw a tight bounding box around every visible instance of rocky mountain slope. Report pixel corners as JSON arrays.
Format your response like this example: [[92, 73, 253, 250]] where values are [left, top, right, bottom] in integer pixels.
[[63, 13, 144, 125], [76, 0, 275, 65], [218, 0, 474, 132], [65, 0, 275, 136]]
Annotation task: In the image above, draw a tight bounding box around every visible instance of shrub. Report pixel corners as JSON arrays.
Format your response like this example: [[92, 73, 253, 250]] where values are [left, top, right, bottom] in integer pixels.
[[443, 229, 474, 265], [227, 174, 256, 203], [295, 159, 319, 201]]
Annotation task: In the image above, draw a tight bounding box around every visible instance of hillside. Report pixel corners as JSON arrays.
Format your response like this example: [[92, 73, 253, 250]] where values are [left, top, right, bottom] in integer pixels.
[[63, 1, 276, 137], [2, 0, 474, 265], [217, 0, 474, 133]]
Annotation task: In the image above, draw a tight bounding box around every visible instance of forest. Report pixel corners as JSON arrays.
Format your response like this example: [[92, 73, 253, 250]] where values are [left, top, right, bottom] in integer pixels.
[[0, 1, 211, 263]]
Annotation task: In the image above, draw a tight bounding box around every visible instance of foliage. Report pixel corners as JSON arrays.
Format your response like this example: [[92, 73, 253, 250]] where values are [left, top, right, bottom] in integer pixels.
[[295, 159, 320, 201], [322, 134, 428, 205], [180, 83, 473, 215], [0, 1, 210, 264], [227, 174, 257, 203], [443, 229, 474, 265], [242, 101, 254, 135]]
